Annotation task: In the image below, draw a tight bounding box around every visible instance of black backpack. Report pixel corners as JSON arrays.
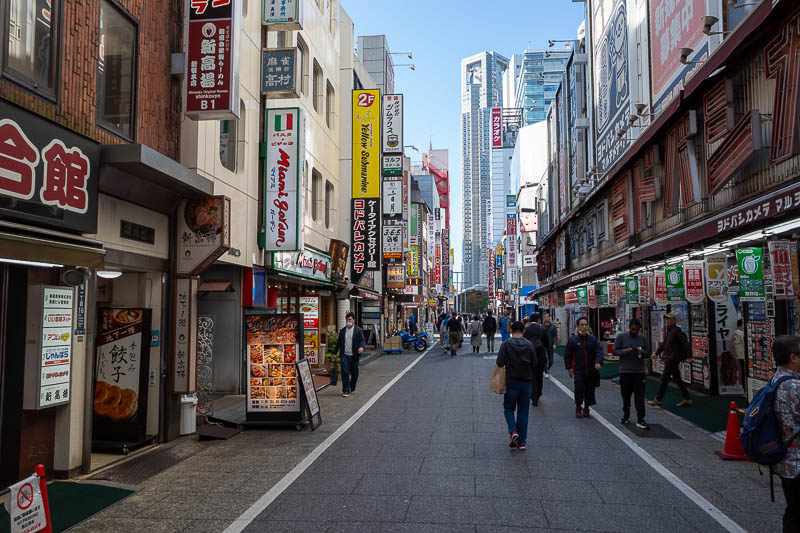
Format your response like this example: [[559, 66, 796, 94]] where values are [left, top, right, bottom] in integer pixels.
[[506, 343, 535, 381]]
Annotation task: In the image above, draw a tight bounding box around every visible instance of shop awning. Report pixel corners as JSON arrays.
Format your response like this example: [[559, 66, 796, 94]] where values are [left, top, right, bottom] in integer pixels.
[[199, 280, 235, 292], [358, 289, 381, 301], [0, 220, 105, 268], [100, 144, 215, 214]]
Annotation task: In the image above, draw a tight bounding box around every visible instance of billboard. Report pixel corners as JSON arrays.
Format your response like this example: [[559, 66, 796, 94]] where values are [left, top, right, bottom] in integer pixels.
[[491, 108, 502, 147], [382, 94, 403, 154], [352, 89, 381, 198], [264, 108, 302, 251], [351, 198, 380, 279]]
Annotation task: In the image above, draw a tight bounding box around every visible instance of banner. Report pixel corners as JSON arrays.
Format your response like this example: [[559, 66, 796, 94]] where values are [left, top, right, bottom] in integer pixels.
[[491, 107, 502, 147], [706, 254, 728, 302], [382, 94, 403, 154], [608, 280, 619, 307], [352, 89, 380, 198], [382, 177, 402, 215], [264, 108, 301, 252], [684, 260, 705, 304], [382, 224, 402, 260], [351, 198, 380, 279], [737, 247, 764, 301], [576, 286, 588, 306], [665, 264, 685, 302], [638, 273, 651, 306], [624, 276, 639, 305], [588, 284, 597, 308], [654, 269, 668, 305], [407, 245, 419, 277], [598, 282, 609, 307], [769, 241, 796, 300]]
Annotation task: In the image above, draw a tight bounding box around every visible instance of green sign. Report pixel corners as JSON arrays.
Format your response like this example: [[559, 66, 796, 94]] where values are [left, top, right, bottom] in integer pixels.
[[624, 276, 639, 305], [737, 247, 764, 301], [665, 264, 685, 302], [598, 283, 609, 307], [576, 286, 588, 306], [410, 204, 418, 236]]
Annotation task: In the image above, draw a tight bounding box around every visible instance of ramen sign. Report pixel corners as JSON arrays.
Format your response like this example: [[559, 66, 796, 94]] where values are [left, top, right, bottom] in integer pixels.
[[176, 196, 231, 275]]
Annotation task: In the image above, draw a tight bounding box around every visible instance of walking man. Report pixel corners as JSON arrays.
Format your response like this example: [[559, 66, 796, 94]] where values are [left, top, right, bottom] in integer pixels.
[[495, 321, 540, 451], [523, 315, 549, 406], [648, 312, 693, 407], [613, 318, 650, 429], [565, 316, 604, 418], [500, 312, 510, 342], [542, 313, 558, 377], [333, 312, 365, 397], [447, 313, 464, 356], [483, 310, 498, 352], [771, 335, 800, 533]]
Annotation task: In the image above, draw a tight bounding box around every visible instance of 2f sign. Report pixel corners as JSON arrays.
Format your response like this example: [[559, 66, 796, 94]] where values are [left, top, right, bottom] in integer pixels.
[[357, 93, 376, 107], [491, 108, 502, 147]]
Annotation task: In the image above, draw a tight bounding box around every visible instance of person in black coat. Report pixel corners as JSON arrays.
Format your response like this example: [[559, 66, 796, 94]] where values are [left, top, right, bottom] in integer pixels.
[[565, 316, 604, 418], [333, 312, 366, 397], [523, 315, 549, 406], [483, 310, 498, 352]]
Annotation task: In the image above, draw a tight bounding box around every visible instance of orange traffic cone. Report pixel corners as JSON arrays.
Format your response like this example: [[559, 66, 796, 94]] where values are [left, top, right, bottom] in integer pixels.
[[716, 402, 748, 461]]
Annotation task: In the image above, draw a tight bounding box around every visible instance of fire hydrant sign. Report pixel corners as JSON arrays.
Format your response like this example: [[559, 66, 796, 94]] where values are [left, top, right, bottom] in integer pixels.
[[5, 475, 47, 533]]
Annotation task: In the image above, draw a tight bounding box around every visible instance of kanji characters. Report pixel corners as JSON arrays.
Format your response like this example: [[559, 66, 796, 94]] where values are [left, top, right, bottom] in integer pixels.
[[0, 119, 39, 201], [40, 139, 90, 214]]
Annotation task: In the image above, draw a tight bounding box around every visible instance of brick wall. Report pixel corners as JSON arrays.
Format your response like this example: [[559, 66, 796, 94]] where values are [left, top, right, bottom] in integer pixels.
[[0, 0, 183, 160]]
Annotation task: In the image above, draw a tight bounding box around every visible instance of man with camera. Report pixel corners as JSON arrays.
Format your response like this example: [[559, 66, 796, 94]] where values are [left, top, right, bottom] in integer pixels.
[[613, 318, 651, 430]]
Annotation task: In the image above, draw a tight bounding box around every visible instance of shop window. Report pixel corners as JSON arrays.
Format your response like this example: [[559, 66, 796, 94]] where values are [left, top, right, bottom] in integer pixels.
[[311, 168, 322, 222], [296, 35, 308, 95], [312, 59, 322, 112], [3, 0, 60, 100], [96, 0, 137, 140], [325, 81, 335, 128], [219, 116, 237, 172], [325, 180, 333, 229]]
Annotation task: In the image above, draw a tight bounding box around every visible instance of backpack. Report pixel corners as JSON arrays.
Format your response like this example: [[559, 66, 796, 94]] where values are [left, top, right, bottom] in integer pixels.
[[739, 375, 800, 466]]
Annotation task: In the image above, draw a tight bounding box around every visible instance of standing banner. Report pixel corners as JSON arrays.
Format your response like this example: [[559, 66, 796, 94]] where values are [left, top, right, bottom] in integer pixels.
[[624, 276, 639, 305], [737, 247, 765, 301], [654, 269, 668, 305], [300, 296, 319, 365], [638, 273, 651, 306], [706, 254, 728, 303], [382, 94, 403, 154], [684, 261, 706, 304], [608, 280, 619, 307], [665, 265, 685, 302], [264, 108, 302, 251], [769, 241, 795, 300]]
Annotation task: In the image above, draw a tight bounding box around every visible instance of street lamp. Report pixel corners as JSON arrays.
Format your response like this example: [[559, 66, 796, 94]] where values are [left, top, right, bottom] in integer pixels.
[[395, 64, 415, 71], [390, 52, 413, 60], [548, 39, 573, 48]]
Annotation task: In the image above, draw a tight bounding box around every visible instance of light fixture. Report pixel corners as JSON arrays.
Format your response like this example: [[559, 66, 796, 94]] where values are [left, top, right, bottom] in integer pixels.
[[766, 217, 800, 235], [702, 15, 730, 36], [97, 270, 123, 279], [679, 47, 703, 65], [395, 63, 415, 71], [627, 113, 639, 126], [390, 52, 413, 60], [0, 258, 62, 268]]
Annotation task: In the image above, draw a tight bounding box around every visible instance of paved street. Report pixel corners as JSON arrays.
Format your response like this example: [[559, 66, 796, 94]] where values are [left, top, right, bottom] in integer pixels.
[[73, 338, 783, 532]]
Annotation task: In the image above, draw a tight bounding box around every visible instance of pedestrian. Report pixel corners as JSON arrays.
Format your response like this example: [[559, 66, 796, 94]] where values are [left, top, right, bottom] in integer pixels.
[[613, 318, 651, 430], [483, 310, 498, 352], [333, 312, 365, 397], [409, 312, 417, 335], [495, 320, 540, 451], [731, 318, 746, 387], [648, 312, 693, 407], [523, 314, 549, 406], [565, 316, 604, 418], [469, 314, 483, 353], [456, 314, 465, 348], [523, 313, 530, 322], [447, 313, 464, 356], [500, 312, 510, 342], [770, 335, 800, 533], [439, 313, 450, 353], [542, 313, 558, 377]]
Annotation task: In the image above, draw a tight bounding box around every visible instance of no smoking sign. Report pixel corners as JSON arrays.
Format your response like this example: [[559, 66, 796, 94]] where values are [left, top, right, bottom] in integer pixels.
[[4, 475, 47, 533]]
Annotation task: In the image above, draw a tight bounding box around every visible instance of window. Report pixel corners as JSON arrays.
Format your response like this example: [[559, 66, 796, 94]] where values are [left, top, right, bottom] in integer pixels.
[[3, 0, 60, 99], [296, 35, 308, 95], [325, 180, 334, 229], [311, 169, 322, 222], [312, 60, 322, 112], [219, 100, 245, 173], [96, 1, 137, 139], [325, 81, 335, 128]]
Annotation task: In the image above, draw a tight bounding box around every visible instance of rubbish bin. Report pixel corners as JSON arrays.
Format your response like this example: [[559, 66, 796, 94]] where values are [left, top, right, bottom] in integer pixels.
[[180, 394, 198, 435]]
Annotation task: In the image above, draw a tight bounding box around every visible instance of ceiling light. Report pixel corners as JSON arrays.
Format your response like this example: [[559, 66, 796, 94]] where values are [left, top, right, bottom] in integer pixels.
[[97, 270, 123, 279], [0, 258, 62, 268]]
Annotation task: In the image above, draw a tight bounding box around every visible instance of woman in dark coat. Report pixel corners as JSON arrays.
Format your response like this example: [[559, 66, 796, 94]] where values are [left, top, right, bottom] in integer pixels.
[[565, 316, 604, 418]]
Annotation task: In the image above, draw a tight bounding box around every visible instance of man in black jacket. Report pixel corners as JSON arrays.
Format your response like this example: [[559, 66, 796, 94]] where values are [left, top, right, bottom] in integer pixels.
[[333, 312, 366, 397], [542, 313, 558, 376], [523, 315, 549, 406], [483, 310, 498, 352], [496, 321, 540, 451], [565, 316, 604, 418], [648, 312, 692, 407]]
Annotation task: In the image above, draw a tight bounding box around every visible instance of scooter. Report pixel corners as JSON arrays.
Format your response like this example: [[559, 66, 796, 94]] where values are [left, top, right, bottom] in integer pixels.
[[399, 331, 428, 352]]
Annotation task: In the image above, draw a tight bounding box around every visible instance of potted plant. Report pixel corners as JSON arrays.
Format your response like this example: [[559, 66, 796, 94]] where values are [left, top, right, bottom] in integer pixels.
[[326, 329, 339, 385]]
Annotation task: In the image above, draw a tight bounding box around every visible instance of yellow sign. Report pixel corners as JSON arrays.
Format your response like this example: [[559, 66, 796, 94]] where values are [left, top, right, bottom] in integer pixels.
[[408, 245, 419, 277], [352, 89, 381, 198]]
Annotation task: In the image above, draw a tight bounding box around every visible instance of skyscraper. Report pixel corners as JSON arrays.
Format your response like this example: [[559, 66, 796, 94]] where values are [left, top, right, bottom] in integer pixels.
[[511, 48, 571, 126], [461, 51, 508, 289]]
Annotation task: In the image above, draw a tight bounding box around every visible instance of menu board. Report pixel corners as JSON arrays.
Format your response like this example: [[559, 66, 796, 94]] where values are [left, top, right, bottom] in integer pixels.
[[300, 296, 320, 365], [296, 359, 320, 417], [245, 314, 301, 413]]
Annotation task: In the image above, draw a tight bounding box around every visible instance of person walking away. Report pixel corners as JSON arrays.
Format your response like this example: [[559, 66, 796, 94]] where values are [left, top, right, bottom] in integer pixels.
[[771, 335, 800, 532], [448, 314, 463, 356], [483, 310, 498, 352], [543, 313, 558, 377], [409, 312, 417, 335], [732, 319, 746, 387], [648, 312, 692, 407], [613, 318, 651, 429], [439, 313, 450, 353], [565, 316, 604, 418], [500, 313, 510, 342], [469, 315, 483, 353], [495, 321, 540, 451], [523, 315, 549, 406], [333, 312, 365, 397], [456, 314, 466, 348]]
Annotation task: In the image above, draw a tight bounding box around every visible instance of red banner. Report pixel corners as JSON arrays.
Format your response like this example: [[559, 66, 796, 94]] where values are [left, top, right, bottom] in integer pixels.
[[684, 261, 705, 304], [654, 270, 668, 305], [491, 108, 502, 148]]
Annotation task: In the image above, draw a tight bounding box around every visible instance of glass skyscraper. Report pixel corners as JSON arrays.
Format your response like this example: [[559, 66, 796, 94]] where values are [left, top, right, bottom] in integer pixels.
[[512, 48, 571, 126]]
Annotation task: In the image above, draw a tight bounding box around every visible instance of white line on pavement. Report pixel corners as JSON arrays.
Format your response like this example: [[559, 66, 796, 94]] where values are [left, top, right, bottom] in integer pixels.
[[548, 374, 746, 533], [222, 342, 437, 533]]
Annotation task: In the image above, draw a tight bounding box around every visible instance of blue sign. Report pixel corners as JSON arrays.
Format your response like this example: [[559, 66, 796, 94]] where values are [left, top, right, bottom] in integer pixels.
[[496, 255, 503, 268], [75, 285, 86, 335], [151, 330, 160, 347]]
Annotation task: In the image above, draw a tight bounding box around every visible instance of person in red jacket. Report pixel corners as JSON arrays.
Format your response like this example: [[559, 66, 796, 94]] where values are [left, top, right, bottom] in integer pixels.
[[565, 316, 604, 418]]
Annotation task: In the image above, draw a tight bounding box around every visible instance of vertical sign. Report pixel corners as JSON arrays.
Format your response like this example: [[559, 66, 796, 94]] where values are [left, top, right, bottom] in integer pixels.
[[588, 284, 597, 308], [769, 241, 795, 300], [382, 223, 403, 260], [300, 296, 319, 365], [262, 0, 300, 26], [382, 177, 402, 215], [173, 277, 198, 393], [684, 260, 706, 304], [264, 108, 302, 251], [654, 269, 668, 305], [261, 49, 298, 97], [185, 0, 241, 119], [624, 276, 638, 305], [352, 89, 381, 198], [638, 273, 651, 306], [576, 286, 589, 306], [737, 247, 765, 301], [491, 107, 502, 147], [351, 198, 380, 279], [382, 94, 403, 154], [706, 254, 728, 302], [665, 265, 685, 302], [177, 196, 232, 274], [408, 245, 420, 277], [608, 280, 619, 307]]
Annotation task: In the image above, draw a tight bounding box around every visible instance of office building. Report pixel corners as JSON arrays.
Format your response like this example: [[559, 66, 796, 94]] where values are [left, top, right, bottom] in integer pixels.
[[357, 34, 395, 95], [514, 48, 570, 125]]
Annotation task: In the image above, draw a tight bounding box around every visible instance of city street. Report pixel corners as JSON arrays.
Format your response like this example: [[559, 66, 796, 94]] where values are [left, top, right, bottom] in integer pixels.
[[72, 338, 781, 532]]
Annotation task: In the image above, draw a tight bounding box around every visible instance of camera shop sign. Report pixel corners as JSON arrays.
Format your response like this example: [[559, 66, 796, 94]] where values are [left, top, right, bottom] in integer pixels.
[[272, 249, 331, 283], [185, 0, 241, 119], [351, 198, 380, 279]]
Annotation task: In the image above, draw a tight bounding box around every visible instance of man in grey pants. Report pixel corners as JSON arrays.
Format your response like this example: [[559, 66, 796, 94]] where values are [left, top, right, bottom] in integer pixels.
[[543, 313, 558, 377], [612, 318, 651, 430]]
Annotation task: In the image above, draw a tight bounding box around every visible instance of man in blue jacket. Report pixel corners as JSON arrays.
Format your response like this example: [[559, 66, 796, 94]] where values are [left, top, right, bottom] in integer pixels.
[[333, 312, 366, 397], [565, 316, 604, 418]]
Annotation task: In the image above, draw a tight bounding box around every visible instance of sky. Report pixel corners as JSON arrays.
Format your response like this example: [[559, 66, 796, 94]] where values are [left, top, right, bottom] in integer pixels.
[[341, 0, 586, 280]]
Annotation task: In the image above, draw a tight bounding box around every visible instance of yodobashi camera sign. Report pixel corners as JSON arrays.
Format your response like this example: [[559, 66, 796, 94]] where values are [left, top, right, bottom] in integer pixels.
[[382, 94, 403, 154]]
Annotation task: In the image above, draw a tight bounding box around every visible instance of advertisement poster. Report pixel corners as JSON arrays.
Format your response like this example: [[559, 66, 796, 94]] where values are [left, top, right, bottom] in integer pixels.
[[383, 224, 403, 261], [30, 287, 74, 410], [690, 303, 711, 390], [768, 240, 795, 300], [737, 247, 765, 301], [300, 296, 319, 365], [684, 260, 705, 304], [588, 284, 597, 309], [638, 273, 651, 306], [747, 301, 773, 381], [665, 265, 685, 302], [352, 89, 381, 198], [715, 298, 745, 395], [264, 108, 301, 252], [654, 270, 668, 305], [94, 308, 152, 445], [706, 254, 728, 302], [245, 314, 301, 414], [624, 276, 639, 305], [382, 94, 403, 154], [576, 286, 588, 306], [598, 282, 609, 307], [608, 280, 619, 307]]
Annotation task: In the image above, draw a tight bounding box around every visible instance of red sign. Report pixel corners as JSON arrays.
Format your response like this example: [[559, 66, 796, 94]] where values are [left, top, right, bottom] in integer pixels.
[[684, 261, 705, 304], [769, 241, 796, 300], [587, 285, 597, 309], [185, 0, 238, 118], [654, 270, 668, 305], [607, 280, 618, 307], [491, 108, 502, 148]]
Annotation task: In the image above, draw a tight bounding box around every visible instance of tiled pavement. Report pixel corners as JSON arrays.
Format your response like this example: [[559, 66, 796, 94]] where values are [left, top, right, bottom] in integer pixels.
[[72, 338, 784, 532]]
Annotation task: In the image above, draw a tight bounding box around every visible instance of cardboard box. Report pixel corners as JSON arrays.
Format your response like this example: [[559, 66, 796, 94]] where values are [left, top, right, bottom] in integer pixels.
[[384, 337, 402, 350]]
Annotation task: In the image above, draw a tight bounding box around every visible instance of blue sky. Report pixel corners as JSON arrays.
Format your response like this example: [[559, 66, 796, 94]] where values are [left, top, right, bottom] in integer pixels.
[[341, 0, 586, 277]]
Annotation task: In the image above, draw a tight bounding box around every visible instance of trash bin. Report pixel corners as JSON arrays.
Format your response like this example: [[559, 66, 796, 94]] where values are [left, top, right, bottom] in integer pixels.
[[180, 394, 197, 435]]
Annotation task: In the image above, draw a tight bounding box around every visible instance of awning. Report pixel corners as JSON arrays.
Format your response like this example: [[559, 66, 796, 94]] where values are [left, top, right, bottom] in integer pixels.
[[100, 144, 214, 214], [358, 289, 381, 301], [199, 280, 235, 292], [0, 220, 105, 268]]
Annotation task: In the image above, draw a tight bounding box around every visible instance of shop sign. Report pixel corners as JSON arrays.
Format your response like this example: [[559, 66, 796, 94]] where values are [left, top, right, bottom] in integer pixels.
[[523, 255, 536, 267], [300, 296, 319, 365], [705, 254, 728, 303], [409, 204, 419, 246], [737, 247, 765, 301], [173, 278, 198, 393], [638, 273, 651, 306], [23, 286, 73, 410], [768, 240, 796, 300], [351, 198, 380, 279], [261, 48, 298, 97], [120, 220, 155, 245], [264, 108, 302, 252], [587, 284, 597, 308], [352, 89, 381, 198], [383, 177, 402, 215], [607, 280, 619, 306], [245, 313, 301, 414], [624, 276, 638, 305], [576, 286, 588, 306], [5, 473, 48, 533], [0, 102, 100, 234], [383, 224, 403, 260], [792, 241, 800, 297], [404, 285, 419, 295], [565, 290, 578, 306], [387, 265, 405, 289], [654, 270, 668, 305], [273, 248, 332, 282], [598, 282, 609, 307], [665, 265, 685, 302], [262, 0, 300, 27], [185, 0, 241, 119], [328, 239, 349, 283], [491, 107, 502, 147], [488, 248, 495, 296], [684, 260, 705, 304], [383, 155, 402, 176], [407, 245, 419, 277], [176, 196, 231, 275], [382, 94, 403, 154]]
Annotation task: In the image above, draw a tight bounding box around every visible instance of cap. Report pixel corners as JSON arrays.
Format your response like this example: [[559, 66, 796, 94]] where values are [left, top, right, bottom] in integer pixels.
[[664, 313, 677, 320]]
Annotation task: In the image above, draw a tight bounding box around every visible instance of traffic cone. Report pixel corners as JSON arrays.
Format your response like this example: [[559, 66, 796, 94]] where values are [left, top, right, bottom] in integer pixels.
[[716, 402, 748, 461]]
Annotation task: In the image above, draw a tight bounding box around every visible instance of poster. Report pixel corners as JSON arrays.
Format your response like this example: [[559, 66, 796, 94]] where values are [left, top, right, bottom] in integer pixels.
[[624, 276, 638, 305], [245, 314, 301, 413], [665, 265, 685, 302], [690, 303, 711, 390], [684, 260, 705, 304], [654, 270, 668, 305], [715, 298, 744, 395], [769, 240, 795, 300], [608, 280, 619, 307], [599, 282, 609, 307], [300, 296, 319, 365], [638, 273, 651, 306], [588, 284, 597, 308], [576, 286, 588, 306], [706, 254, 728, 302], [737, 247, 765, 301]]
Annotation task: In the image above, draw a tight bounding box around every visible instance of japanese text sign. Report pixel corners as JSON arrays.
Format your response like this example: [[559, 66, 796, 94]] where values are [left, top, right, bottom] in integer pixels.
[[173, 278, 198, 393], [608, 280, 619, 306], [264, 108, 302, 252], [588, 284, 597, 308], [491, 108, 502, 147], [262, 0, 300, 27], [576, 286, 588, 306], [665, 264, 685, 302], [624, 276, 639, 305], [383, 154, 402, 176], [383, 177, 402, 215], [684, 260, 705, 304], [352, 89, 381, 198], [351, 198, 381, 281], [5, 474, 47, 533], [261, 48, 298, 97], [737, 247, 765, 301], [705, 254, 728, 302], [768, 241, 795, 300], [407, 245, 420, 277], [639, 273, 651, 306], [383, 224, 403, 260], [654, 270, 668, 305], [176, 196, 231, 274], [382, 94, 403, 154]]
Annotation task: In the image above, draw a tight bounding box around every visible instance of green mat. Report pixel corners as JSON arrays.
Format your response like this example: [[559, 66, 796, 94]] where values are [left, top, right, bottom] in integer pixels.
[[0, 481, 134, 533]]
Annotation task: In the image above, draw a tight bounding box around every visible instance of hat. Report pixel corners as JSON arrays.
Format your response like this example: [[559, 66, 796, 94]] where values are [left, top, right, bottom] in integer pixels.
[[664, 312, 677, 320]]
